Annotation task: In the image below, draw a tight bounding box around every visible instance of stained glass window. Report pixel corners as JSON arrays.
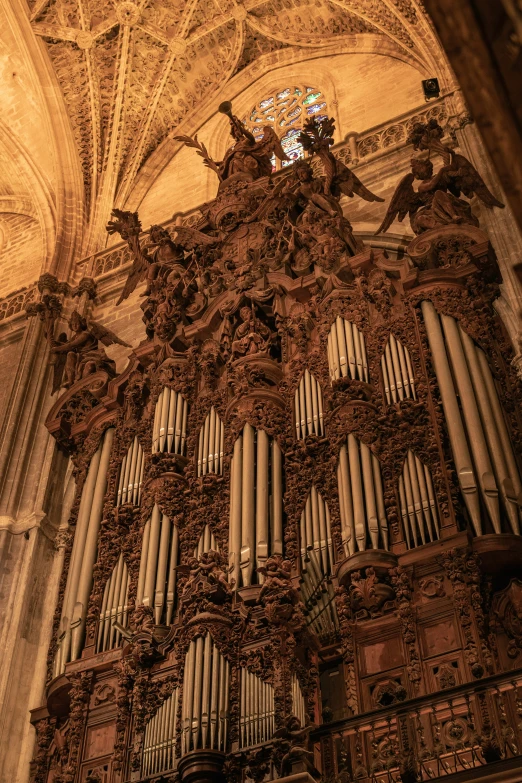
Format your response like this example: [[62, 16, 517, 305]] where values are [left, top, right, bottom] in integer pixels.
[[243, 85, 328, 171]]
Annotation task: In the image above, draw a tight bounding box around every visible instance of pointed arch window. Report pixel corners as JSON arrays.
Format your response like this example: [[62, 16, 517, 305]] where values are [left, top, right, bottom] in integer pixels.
[[243, 85, 329, 171]]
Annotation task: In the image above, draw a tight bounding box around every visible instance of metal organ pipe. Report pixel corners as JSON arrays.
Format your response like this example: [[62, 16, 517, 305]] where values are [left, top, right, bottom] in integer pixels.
[[337, 434, 388, 554], [299, 487, 334, 576], [381, 335, 417, 404], [197, 407, 225, 477], [441, 314, 501, 531], [423, 302, 522, 535], [195, 525, 218, 558], [67, 428, 114, 664], [181, 634, 229, 755], [291, 673, 306, 726], [142, 688, 179, 777], [116, 437, 144, 506], [422, 301, 482, 535], [152, 387, 188, 455], [295, 370, 324, 438], [328, 317, 368, 382], [398, 452, 440, 549], [229, 426, 283, 588], [136, 504, 179, 624], [97, 554, 130, 653], [240, 670, 275, 748]]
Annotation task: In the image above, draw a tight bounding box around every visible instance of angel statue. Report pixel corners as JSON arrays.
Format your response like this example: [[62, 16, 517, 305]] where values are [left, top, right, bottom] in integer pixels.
[[50, 310, 129, 393], [377, 118, 504, 236], [175, 101, 289, 187], [107, 211, 186, 305], [298, 117, 384, 204]]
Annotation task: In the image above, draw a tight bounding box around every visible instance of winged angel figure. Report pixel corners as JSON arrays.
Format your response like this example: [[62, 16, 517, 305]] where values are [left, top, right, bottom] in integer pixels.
[[377, 118, 504, 236], [106, 209, 219, 305], [176, 109, 289, 186], [298, 116, 384, 203], [51, 310, 129, 393]]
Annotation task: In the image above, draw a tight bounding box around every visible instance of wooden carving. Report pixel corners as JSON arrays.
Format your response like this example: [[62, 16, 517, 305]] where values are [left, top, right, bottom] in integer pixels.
[[31, 110, 522, 783]]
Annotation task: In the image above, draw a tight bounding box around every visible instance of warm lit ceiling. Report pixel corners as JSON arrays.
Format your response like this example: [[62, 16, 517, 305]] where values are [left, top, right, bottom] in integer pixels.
[[27, 0, 449, 250]]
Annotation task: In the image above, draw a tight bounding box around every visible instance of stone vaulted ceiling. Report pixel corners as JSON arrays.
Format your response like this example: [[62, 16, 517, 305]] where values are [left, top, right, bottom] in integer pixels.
[[27, 0, 449, 252]]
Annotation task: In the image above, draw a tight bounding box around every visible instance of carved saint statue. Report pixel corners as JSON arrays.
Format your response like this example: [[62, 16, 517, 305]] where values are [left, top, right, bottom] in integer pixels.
[[377, 119, 504, 236], [50, 310, 129, 393], [231, 305, 273, 359]]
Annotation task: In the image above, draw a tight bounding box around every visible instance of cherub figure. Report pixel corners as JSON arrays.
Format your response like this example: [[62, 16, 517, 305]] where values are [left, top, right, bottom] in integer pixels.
[[231, 305, 273, 359], [50, 310, 129, 392], [377, 119, 504, 236], [274, 715, 317, 777], [298, 117, 384, 204]]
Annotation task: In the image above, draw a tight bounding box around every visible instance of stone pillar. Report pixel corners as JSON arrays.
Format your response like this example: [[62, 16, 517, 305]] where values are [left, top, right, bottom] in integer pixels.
[[0, 311, 74, 783], [455, 121, 522, 350]]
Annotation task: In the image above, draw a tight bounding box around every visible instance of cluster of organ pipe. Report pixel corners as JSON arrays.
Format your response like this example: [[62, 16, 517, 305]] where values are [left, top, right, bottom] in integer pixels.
[[328, 316, 369, 383], [228, 424, 283, 588], [96, 553, 130, 652], [240, 670, 275, 748], [295, 369, 324, 438], [152, 387, 188, 454], [136, 504, 179, 625], [299, 486, 334, 576], [337, 434, 388, 554], [116, 436, 144, 505], [197, 407, 225, 476], [181, 635, 230, 754], [422, 302, 522, 536], [54, 428, 114, 675], [381, 334, 416, 404], [300, 548, 339, 640], [398, 452, 439, 548], [142, 689, 179, 777]]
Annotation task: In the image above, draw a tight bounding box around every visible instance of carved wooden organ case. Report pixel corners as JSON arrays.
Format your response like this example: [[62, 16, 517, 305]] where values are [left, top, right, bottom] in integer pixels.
[[31, 174, 522, 783]]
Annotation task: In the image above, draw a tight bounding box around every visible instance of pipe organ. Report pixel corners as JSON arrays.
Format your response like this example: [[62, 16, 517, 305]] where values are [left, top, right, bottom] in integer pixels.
[[137, 504, 179, 625], [294, 370, 324, 438], [116, 436, 144, 505], [181, 635, 230, 755], [36, 121, 522, 783], [240, 670, 275, 748], [142, 689, 179, 778], [197, 407, 225, 476], [398, 452, 439, 548], [337, 434, 388, 554], [96, 554, 130, 652], [327, 316, 368, 382], [422, 302, 522, 536], [228, 424, 283, 587], [152, 387, 188, 454], [381, 334, 416, 404], [53, 428, 114, 675]]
